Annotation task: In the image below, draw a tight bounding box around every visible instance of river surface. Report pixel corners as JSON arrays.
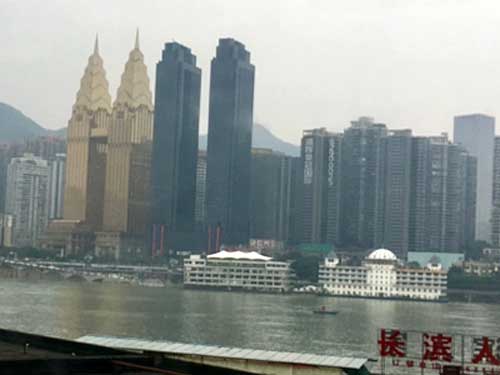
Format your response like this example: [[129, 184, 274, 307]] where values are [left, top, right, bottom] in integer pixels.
[[1, 280, 500, 359]]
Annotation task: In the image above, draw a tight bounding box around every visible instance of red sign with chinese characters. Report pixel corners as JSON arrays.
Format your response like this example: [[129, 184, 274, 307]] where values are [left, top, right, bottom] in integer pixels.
[[378, 329, 500, 374]]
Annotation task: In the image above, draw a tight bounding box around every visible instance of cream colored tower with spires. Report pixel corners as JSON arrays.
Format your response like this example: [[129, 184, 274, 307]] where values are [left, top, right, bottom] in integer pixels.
[[63, 37, 112, 229], [96, 31, 154, 258]]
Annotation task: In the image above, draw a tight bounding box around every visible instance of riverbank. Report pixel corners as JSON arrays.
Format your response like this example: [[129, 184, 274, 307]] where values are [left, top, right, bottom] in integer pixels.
[[2, 265, 500, 304], [0, 279, 499, 359]]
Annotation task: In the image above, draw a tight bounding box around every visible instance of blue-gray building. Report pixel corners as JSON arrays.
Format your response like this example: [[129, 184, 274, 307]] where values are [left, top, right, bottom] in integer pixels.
[[151, 42, 201, 253], [206, 38, 255, 248], [454, 114, 495, 241]]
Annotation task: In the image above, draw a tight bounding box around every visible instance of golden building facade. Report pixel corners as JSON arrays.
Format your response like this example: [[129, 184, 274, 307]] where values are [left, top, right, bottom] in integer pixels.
[[63, 38, 111, 230], [97, 32, 154, 259]]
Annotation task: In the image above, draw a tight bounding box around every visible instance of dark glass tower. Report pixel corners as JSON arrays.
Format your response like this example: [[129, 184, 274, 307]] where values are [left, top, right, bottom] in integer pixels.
[[206, 38, 255, 247], [151, 42, 201, 252]]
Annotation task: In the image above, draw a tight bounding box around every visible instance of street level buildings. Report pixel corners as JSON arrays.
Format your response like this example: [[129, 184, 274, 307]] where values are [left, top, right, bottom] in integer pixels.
[[319, 248, 448, 301], [454, 114, 495, 241], [151, 42, 201, 254], [206, 38, 255, 248], [184, 250, 292, 292], [5, 154, 49, 247]]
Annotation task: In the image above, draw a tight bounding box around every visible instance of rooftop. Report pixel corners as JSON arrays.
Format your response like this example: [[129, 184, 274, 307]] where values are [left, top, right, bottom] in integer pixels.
[[367, 248, 398, 261], [78, 335, 369, 372], [207, 250, 272, 261]]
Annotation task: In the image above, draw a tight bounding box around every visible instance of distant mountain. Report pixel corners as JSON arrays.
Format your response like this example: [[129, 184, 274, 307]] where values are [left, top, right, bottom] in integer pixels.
[[0, 102, 65, 144], [1, 102, 299, 156], [199, 123, 300, 156]]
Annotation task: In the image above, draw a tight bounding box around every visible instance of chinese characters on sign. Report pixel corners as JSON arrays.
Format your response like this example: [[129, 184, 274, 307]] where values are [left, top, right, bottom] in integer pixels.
[[378, 329, 500, 374], [303, 138, 313, 184]]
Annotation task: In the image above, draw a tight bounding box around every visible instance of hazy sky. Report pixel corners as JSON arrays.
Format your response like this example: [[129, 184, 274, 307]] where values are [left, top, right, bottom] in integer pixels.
[[2, 0, 500, 144]]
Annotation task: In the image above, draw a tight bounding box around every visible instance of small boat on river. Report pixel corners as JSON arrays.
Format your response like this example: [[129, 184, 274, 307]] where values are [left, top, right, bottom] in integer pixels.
[[313, 306, 338, 315]]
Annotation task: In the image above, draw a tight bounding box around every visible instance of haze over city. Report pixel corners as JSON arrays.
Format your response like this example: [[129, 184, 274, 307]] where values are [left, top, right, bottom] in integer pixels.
[[3, 0, 500, 142]]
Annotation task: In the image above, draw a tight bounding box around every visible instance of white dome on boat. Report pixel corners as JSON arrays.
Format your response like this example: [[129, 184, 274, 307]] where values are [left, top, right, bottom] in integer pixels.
[[367, 248, 397, 261]]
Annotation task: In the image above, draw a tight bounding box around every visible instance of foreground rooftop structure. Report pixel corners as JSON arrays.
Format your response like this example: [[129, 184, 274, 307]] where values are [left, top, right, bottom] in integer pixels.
[[78, 335, 371, 375]]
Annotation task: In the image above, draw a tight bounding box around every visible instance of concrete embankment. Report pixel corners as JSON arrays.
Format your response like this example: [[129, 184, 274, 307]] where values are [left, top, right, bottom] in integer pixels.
[[0, 264, 63, 281]]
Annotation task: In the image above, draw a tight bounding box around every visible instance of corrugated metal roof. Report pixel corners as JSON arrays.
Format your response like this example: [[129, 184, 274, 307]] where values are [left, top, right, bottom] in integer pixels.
[[77, 335, 368, 370]]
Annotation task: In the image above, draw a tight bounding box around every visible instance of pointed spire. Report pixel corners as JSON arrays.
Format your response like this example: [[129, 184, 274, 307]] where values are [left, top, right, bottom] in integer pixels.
[[94, 34, 99, 55], [73, 36, 112, 113], [114, 29, 153, 111], [135, 28, 140, 50]]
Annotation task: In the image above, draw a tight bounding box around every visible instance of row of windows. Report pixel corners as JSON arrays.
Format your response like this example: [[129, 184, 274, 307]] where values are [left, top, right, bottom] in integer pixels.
[[326, 284, 444, 294], [186, 273, 285, 281], [186, 279, 285, 287]]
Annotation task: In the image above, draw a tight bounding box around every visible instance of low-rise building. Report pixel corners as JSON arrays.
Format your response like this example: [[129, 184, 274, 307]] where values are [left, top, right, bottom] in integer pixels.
[[319, 248, 447, 301], [0, 214, 14, 247], [184, 250, 292, 292], [462, 260, 500, 276], [39, 219, 95, 257]]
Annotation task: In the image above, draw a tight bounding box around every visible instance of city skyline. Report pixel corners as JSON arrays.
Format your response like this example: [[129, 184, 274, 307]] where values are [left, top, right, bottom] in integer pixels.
[[5, 1, 500, 145]]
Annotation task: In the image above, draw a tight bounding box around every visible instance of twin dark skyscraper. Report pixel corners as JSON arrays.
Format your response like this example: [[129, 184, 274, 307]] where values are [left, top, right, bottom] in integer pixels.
[[151, 39, 255, 253]]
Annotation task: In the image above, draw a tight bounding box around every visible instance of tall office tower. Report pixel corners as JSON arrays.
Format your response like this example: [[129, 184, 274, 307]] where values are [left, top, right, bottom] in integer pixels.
[[194, 150, 207, 227], [301, 128, 342, 244], [444, 143, 467, 252], [454, 114, 495, 241], [5, 154, 49, 247], [340, 117, 387, 248], [47, 153, 66, 219], [463, 154, 477, 249], [288, 156, 304, 245], [151, 42, 201, 252], [250, 149, 294, 243], [428, 134, 449, 251], [408, 137, 432, 253], [206, 38, 255, 247], [99, 32, 153, 257], [382, 129, 412, 259], [63, 37, 112, 230], [491, 137, 500, 246], [0, 146, 12, 213]]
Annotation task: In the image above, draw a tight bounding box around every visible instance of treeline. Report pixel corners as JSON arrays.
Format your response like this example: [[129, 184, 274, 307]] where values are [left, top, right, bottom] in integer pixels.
[[448, 266, 500, 291]]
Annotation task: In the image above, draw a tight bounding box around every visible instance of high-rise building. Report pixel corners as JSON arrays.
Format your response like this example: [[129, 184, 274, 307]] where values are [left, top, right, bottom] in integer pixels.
[[491, 137, 500, 246], [47, 153, 66, 220], [98, 31, 154, 258], [462, 154, 477, 249], [195, 150, 207, 227], [288, 156, 303, 245], [408, 134, 476, 254], [301, 128, 342, 244], [5, 154, 49, 247], [454, 114, 495, 241], [250, 149, 295, 243], [63, 37, 112, 230], [0, 214, 14, 247], [408, 137, 432, 253], [340, 117, 387, 248], [382, 129, 413, 259], [206, 38, 255, 247], [151, 42, 201, 253], [25, 136, 66, 161], [0, 146, 13, 213]]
